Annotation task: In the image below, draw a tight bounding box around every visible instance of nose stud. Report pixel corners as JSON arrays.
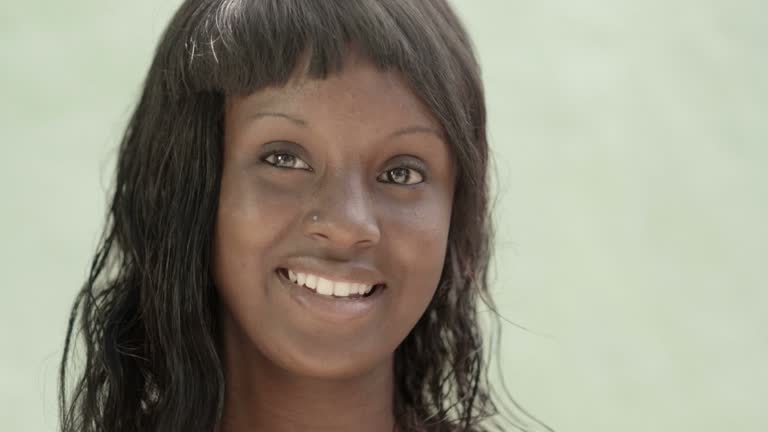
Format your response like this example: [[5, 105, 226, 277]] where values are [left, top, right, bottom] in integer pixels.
[[311, 214, 319, 222]]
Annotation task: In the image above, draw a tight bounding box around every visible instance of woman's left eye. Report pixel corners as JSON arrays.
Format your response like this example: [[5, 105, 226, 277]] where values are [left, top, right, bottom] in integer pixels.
[[377, 167, 424, 185], [262, 152, 312, 171]]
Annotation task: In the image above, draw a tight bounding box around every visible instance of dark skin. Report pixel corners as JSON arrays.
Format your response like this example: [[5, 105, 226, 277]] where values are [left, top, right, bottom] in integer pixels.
[[213, 49, 456, 432]]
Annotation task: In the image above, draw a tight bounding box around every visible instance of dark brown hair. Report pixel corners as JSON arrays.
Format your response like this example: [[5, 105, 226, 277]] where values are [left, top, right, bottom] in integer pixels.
[[60, 1, 553, 431]]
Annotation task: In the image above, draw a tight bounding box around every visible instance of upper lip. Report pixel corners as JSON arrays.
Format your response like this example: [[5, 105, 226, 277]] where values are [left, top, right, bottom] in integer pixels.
[[278, 257, 387, 286]]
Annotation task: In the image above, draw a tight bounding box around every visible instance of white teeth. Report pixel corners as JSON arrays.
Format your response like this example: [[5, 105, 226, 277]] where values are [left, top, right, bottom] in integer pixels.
[[305, 274, 318, 289], [316, 277, 333, 295], [351, 283, 363, 295], [283, 268, 378, 298], [333, 281, 351, 297]]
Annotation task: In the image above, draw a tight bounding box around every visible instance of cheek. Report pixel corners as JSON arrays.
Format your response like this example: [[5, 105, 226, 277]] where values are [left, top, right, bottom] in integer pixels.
[[398, 213, 449, 274], [212, 174, 300, 305], [384, 193, 452, 322]]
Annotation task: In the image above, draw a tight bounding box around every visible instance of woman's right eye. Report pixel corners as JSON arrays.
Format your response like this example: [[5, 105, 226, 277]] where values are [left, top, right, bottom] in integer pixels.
[[261, 152, 312, 171]]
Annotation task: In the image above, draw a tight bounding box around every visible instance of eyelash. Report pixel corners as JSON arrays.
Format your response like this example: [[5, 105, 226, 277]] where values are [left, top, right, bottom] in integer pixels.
[[260, 151, 427, 185]]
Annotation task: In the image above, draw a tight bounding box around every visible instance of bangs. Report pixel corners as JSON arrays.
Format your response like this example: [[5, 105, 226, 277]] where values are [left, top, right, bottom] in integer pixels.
[[162, 0, 466, 98], [154, 0, 486, 196]]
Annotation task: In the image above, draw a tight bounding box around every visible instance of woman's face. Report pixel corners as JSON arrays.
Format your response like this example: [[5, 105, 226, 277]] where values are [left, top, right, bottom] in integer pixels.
[[213, 53, 455, 379]]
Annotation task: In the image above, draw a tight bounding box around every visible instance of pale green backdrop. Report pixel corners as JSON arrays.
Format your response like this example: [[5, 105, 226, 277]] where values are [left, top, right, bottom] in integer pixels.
[[1, 1, 765, 431]]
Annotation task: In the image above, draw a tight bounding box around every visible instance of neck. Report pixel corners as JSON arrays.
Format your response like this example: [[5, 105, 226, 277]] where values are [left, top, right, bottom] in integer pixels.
[[218, 323, 397, 432]]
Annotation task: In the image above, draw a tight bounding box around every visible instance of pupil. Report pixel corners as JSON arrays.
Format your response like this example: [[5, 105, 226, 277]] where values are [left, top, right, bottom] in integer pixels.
[[392, 168, 408, 183], [277, 154, 293, 166]]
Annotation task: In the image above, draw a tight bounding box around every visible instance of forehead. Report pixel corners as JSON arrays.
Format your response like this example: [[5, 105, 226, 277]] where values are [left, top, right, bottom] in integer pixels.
[[227, 52, 446, 142]]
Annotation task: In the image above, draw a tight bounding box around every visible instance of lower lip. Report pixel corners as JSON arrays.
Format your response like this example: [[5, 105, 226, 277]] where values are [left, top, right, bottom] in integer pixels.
[[275, 269, 386, 324]]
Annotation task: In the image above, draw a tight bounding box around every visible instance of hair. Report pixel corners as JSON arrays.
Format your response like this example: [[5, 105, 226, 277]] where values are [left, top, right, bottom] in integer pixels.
[[60, 1, 553, 431]]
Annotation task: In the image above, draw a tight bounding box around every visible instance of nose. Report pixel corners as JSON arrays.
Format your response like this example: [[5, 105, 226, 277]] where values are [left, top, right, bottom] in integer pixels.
[[303, 172, 381, 250]]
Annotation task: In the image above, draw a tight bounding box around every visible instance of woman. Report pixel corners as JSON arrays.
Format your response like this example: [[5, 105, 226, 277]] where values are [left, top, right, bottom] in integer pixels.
[[60, 1, 552, 431]]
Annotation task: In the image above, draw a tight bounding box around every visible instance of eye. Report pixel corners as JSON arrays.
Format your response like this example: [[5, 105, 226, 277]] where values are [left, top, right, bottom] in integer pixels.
[[261, 152, 312, 171], [377, 166, 425, 185]]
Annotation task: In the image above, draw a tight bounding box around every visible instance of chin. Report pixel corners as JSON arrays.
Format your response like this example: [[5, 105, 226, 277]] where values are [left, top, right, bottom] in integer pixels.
[[258, 334, 393, 381]]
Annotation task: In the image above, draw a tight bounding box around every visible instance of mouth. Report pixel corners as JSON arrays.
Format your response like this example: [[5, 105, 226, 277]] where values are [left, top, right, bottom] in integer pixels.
[[275, 268, 386, 300]]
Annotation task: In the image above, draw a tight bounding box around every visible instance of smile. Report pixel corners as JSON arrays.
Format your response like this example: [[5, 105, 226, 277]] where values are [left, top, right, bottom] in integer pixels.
[[276, 268, 385, 299]]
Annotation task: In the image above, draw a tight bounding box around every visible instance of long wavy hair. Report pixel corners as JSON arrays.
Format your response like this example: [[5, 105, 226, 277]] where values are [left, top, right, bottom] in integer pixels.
[[59, 1, 553, 431]]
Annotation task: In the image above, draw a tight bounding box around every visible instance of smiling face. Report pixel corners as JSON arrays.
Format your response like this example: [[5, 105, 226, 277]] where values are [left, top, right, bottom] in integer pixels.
[[213, 51, 455, 380]]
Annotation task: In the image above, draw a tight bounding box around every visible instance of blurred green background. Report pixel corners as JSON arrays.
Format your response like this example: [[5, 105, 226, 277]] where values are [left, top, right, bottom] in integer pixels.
[[1, 1, 766, 430]]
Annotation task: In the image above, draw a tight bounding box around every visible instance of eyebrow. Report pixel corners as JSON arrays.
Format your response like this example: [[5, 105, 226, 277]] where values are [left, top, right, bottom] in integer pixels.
[[250, 111, 445, 142], [252, 111, 307, 127]]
